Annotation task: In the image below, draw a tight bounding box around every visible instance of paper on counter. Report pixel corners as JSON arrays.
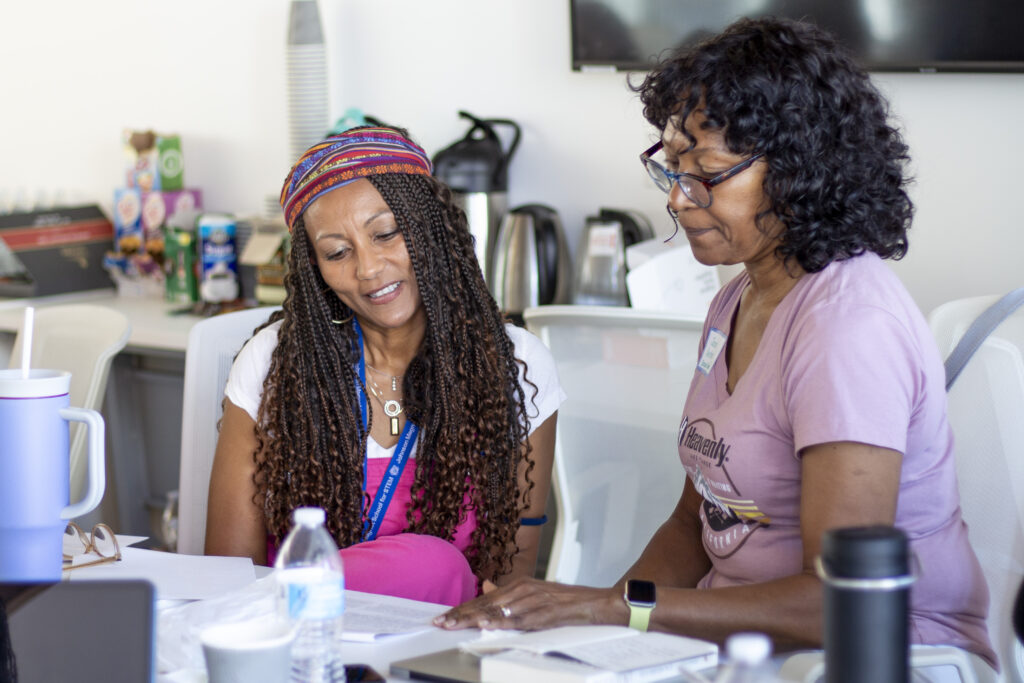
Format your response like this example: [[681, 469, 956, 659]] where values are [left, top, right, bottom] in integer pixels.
[[625, 238, 720, 318], [67, 547, 256, 600], [156, 578, 450, 677], [342, 589, 449, 641]]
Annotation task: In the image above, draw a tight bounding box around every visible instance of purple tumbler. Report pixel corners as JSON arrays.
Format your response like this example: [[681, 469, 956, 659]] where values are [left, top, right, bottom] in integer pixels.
[[0, 369, 105, 581]]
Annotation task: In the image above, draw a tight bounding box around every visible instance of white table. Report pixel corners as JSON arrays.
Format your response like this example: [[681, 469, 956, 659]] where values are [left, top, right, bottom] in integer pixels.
[[147, 564, 478, 682], [0, 288, 201, 357]]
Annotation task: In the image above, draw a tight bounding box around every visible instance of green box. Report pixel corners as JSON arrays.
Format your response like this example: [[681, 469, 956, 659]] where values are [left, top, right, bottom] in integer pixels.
[[156, 135, 184, 191]]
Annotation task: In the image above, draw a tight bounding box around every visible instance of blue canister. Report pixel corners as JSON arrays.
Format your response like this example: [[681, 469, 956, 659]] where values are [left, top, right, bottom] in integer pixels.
[[0, 369, 105, 581]]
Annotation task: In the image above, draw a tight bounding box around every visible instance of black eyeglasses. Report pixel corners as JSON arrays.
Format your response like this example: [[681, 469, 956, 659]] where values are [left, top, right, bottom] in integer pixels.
[[640, 140, 763, 209]]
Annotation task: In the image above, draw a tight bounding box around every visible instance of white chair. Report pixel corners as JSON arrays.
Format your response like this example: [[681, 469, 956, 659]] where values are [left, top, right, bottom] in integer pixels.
[[523, 304, 705, 587], [176, 306, 279, 556], [929, 294, 1024, 682], [8, 304, 131, 508]]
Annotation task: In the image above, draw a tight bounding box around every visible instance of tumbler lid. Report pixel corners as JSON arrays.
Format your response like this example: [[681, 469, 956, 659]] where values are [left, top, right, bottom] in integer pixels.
[[0, 369, 71, 398], [821, 525, 909, 579]]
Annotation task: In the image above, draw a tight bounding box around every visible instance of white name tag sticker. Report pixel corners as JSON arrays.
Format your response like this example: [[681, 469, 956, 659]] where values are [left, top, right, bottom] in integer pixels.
[[697, 328, 727, 375]]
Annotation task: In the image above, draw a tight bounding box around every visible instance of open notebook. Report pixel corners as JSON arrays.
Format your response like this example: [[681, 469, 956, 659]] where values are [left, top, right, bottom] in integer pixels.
[[2, 580, 155, 683]]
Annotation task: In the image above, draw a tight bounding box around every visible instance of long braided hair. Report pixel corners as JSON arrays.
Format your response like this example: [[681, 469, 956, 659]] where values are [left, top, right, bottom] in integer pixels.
[[0, 596, 15, 682], [253, 160, 536, 582]]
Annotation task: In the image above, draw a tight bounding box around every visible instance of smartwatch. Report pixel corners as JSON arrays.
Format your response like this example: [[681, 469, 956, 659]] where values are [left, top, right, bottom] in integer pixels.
[[624, 579, 656, 631]]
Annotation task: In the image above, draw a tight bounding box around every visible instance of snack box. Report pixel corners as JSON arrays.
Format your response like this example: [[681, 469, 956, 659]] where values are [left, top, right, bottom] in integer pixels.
[[113, 188, 202, 256], [123, 129, 184, 192]]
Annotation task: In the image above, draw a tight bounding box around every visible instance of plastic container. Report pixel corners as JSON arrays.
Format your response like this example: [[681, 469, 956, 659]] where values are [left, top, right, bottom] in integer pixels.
[[715, 632, 776, 683], [274, 507, 345, 682]]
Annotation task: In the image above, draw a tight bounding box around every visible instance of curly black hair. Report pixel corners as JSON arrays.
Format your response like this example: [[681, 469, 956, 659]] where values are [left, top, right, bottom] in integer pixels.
[[635, 16, 913, 273], [252, 127, 536, 583]]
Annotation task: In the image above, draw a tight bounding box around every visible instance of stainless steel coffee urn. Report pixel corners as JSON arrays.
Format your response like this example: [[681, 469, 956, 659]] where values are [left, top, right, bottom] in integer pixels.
[[433, 111, 521, 286]]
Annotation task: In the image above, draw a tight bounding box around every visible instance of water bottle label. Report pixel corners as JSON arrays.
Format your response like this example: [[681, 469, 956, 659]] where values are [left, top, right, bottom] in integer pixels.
[[282, 574, 345, 620]]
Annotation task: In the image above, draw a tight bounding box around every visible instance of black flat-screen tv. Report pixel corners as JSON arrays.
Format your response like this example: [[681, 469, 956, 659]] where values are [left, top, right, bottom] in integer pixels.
[[571, 0, 1024, 73]]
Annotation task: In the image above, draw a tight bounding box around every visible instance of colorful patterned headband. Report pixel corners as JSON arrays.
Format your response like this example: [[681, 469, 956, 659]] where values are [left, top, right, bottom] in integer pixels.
[[280, 127, 433, 230]]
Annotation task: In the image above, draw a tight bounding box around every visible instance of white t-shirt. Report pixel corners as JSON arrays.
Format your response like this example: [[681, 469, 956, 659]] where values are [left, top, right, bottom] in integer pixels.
[[224, 321, 566, 459]]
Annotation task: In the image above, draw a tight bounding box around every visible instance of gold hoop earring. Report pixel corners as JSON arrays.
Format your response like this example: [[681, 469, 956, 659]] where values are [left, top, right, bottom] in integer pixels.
[[331, 313, 354, 325]]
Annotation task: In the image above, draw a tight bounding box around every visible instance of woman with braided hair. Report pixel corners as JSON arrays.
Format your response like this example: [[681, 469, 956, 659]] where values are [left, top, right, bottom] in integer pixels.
[[205, 126, 564, 605]]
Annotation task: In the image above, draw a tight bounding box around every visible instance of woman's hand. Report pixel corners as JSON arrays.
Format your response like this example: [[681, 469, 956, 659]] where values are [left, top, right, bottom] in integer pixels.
[[433, 578, 627, 631]]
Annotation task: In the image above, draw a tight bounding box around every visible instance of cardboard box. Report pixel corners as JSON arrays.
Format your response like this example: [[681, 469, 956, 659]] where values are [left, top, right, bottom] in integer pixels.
[[123, 129, 184, 192], [239, 223, 289, 305], [0, 205, 115, 297], [113, 188, 202, 256]]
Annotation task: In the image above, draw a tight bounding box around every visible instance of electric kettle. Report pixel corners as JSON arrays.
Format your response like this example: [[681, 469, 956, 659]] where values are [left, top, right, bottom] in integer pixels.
[[490, 204, 572, 318], [433, 111, 521, 286], [573, 208, 654, 306]]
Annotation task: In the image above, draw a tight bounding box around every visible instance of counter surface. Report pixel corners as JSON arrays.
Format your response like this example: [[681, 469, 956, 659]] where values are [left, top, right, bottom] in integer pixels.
[[0, 288, 203, 355]]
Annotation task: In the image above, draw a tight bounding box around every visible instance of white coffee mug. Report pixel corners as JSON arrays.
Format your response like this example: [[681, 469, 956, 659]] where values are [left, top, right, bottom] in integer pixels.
[[200, 618, 296, 683]]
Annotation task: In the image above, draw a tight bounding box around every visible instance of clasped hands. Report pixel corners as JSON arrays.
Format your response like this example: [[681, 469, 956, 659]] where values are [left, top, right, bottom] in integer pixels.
[[433, 577, 628, 631]]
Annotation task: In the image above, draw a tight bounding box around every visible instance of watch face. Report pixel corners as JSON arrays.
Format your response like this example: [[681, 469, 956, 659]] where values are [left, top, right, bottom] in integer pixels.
[[627, 580, 656, 605]]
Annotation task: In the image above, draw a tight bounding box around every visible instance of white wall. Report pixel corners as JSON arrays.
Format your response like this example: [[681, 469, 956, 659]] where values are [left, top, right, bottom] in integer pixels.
[[2, 0, 1022, 315]]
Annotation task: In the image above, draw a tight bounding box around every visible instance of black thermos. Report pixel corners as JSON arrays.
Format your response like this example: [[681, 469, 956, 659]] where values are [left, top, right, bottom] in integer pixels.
[[819, 526, 914, 683]]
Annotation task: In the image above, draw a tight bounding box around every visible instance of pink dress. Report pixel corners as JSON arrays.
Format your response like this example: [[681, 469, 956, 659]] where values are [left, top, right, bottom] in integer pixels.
[[268, 456, 479, 606]]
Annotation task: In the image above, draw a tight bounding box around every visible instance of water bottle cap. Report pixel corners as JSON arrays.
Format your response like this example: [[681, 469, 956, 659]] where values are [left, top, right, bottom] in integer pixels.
[[821, 525, 909, 579], [293, 506, 326, 527], [725, 632, 772, 665]]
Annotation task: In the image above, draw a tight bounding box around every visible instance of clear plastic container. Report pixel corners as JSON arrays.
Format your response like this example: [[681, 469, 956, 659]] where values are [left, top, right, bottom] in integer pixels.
[[274, 506, 345, 683]]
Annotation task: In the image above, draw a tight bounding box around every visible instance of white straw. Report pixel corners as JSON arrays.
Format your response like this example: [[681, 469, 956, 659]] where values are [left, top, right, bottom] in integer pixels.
[[20, 306, 34, 379]]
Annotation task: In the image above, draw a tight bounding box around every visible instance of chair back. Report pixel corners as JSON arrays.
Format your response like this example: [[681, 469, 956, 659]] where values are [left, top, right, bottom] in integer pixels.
[[8, 304, 131, 503], [523, 305, 704, 586], [176, 306, 279, 556], [929, 294, 1024, 680]]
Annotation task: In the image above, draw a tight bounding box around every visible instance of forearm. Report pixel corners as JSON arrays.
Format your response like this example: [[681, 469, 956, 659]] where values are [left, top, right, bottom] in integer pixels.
[[648, 571, 822, 648]]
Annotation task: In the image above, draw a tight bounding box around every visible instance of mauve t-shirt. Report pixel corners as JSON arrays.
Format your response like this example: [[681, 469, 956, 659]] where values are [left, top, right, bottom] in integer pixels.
[[679, 252, 995, 666]]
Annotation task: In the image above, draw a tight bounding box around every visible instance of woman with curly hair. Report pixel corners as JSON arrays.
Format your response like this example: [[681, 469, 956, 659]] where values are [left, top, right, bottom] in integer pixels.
[[205, 126, 564, 606], [440, 16, 996, 671]]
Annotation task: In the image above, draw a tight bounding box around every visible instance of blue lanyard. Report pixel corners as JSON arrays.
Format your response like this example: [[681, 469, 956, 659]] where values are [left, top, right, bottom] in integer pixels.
[[353, 319, 419, 542]]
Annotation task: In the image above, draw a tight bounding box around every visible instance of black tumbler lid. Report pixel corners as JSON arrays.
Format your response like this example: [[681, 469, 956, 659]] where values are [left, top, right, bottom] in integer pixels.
[[821, 525, 909, 579]]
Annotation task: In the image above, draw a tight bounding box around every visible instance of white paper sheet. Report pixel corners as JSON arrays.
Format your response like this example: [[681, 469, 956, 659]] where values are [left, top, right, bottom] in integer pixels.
[[343, 590, 448, 641], [625, 239, 720, 317], [66, 547, 256, 600]]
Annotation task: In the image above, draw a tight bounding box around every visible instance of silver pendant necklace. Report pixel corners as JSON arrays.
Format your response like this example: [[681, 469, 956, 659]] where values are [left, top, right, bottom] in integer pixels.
[[367, 376, 403, 435]]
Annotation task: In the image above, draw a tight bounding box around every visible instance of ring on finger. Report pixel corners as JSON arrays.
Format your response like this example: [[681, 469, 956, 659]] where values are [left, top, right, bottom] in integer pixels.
[[500, 605, 512, 618]]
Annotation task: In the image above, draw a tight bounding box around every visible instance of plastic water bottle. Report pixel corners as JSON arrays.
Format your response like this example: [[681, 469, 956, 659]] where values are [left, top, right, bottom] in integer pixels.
[[715, 632, 777, 683], [275, 506, 345, 682]]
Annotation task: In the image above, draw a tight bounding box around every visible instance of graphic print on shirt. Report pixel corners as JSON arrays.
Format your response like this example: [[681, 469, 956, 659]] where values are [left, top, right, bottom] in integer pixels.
[[679, 415, 771, 559]]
